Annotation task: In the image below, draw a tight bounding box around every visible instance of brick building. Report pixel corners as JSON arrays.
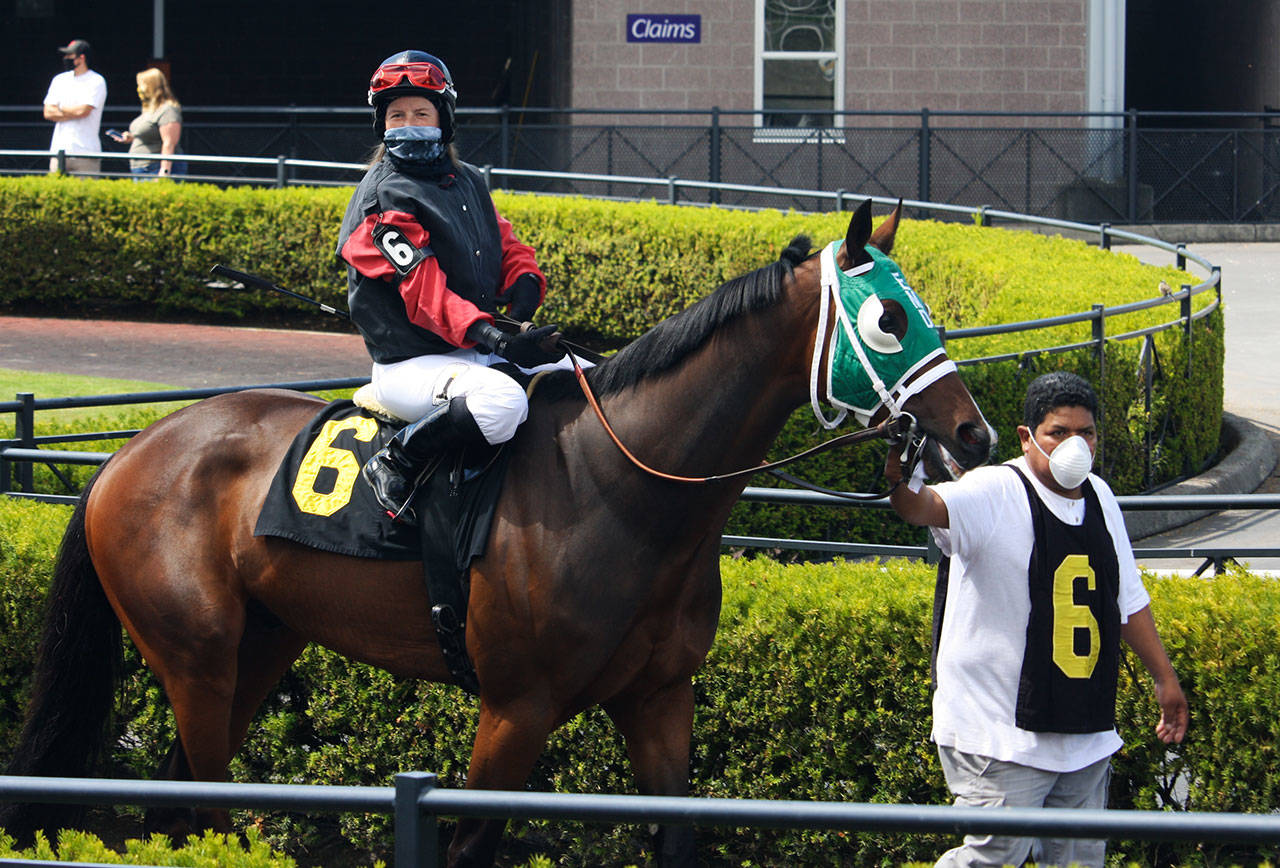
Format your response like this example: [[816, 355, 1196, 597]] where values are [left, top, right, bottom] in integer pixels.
[[573, 0, 1097, 124], [4, 0, 1279, 221], [3, 0, 1275, 122]]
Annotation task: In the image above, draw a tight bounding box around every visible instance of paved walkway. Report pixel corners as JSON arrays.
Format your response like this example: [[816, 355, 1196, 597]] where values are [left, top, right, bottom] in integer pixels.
[[1115, 242, 1280, 573], [0, 316, 370, 388]]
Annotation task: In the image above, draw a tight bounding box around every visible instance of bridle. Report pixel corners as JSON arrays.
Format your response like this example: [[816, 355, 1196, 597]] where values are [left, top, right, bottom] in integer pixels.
[[561, 345, 929, 493], [513, 239, 948, 492]]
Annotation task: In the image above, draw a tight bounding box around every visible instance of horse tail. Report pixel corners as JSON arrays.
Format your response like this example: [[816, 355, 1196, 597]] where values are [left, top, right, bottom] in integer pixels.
[[0, 464, 122, 840]]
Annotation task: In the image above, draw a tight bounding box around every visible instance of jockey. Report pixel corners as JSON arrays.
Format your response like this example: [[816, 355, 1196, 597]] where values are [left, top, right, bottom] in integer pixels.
[[337, 50, 573, 523]]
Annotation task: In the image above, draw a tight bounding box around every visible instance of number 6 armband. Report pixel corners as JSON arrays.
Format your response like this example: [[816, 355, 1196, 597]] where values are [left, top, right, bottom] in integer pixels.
[[371, 221, 430, 276]]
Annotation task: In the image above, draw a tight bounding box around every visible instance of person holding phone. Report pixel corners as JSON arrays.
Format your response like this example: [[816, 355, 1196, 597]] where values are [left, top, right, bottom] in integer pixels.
[[108, 67, 185, 179]]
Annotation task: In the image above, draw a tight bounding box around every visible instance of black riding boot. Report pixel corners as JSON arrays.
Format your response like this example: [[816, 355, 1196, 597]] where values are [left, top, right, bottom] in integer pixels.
[[362, 396, 484, 523]]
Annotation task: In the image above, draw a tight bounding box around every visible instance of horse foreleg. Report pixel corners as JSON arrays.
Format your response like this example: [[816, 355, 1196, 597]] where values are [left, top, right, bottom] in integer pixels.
[[447, 700, 557, 868], [605, 678, 698, 868]]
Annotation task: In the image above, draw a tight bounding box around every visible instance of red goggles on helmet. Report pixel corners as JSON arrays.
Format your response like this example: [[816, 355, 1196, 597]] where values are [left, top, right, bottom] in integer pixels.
[[369, 62, 450, 97]]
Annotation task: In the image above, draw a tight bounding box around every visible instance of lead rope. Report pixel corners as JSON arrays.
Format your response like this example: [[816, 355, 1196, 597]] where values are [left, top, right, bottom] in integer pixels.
[[566, 344, 913, 485]]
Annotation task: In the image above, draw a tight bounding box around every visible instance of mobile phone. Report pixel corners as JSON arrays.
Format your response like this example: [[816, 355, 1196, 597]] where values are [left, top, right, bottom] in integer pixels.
[[105, 128, 123, 139]]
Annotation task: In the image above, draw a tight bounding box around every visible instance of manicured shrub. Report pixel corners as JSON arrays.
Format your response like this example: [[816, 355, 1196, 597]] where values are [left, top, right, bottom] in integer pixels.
[[2, 501, 1275, 866], [0, 828, 305, 866], [0, 177, 1221, 537]]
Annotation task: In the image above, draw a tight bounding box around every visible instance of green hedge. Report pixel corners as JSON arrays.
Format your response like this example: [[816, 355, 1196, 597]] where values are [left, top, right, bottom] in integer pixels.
[[0, 829, 304, 867], [0, 177, 1220, 545], [2, 500, 1276, 866]]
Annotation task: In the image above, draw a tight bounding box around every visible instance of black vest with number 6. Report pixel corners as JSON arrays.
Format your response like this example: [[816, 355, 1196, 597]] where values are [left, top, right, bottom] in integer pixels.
[[338, 158, 503, 363], [1012, 465, 1121, 733]]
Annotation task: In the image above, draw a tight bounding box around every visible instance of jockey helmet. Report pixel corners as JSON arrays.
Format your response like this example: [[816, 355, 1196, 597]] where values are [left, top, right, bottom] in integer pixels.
[[368, 50, 457, 141]]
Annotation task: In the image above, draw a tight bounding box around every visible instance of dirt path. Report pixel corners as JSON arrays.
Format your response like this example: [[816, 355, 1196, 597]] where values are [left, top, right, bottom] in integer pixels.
[[0, 315, 370, 388]]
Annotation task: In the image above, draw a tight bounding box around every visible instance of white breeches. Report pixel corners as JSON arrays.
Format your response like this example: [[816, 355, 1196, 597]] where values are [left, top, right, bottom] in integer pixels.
[[371, 346, 582, 445]]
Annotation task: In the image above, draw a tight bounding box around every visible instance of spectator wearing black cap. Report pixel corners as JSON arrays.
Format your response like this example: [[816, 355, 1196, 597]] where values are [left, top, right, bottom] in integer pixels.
[[42, 39, 107, 175]]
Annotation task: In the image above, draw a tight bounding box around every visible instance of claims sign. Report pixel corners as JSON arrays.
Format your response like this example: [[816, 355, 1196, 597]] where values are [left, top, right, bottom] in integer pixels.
[[626, 13, 701, 43]]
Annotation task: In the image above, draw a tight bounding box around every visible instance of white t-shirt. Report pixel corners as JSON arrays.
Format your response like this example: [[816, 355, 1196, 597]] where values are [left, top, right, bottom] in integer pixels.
[[43, 69, 107, 154], [928, 456, 1150, 772]]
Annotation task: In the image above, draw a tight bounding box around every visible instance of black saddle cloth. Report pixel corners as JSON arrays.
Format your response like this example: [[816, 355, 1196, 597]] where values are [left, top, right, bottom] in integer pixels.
[[254, 400, 510, 570]]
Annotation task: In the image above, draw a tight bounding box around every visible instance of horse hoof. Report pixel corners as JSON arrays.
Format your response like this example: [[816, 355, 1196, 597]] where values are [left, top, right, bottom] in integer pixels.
[[143, 806, 197, 843]]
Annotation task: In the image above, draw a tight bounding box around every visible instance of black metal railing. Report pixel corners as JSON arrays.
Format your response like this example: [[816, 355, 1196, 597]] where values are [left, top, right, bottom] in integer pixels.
[[2, 772, 1278, 868], [5, 105, 1280, 222]]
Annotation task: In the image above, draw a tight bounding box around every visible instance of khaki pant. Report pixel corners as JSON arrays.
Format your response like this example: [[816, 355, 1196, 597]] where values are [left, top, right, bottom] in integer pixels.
[[935, 745, 1111, 868], [48, 156, 102, 176]]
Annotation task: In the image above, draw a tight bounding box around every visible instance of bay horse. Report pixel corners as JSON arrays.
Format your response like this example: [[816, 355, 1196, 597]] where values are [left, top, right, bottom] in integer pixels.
[[2, 200, 993, 866]]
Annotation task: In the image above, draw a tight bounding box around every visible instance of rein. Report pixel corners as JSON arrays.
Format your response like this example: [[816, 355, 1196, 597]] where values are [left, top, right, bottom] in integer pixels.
[[565, 345, 915, 485]]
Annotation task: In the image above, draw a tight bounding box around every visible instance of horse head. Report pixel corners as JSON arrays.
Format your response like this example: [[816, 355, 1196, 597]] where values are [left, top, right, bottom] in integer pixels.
[[814, 199, 995, 479]]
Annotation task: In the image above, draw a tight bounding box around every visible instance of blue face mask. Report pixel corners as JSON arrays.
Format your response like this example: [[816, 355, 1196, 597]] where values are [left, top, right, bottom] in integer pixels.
[[383, 125, 446, 169]]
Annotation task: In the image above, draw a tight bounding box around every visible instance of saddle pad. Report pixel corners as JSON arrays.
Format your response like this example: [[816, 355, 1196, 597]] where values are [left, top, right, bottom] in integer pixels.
[[254, 401, 421, 559]]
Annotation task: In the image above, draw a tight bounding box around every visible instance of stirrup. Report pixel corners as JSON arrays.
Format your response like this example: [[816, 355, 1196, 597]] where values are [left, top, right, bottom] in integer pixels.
[[363, 450, 420, 525]]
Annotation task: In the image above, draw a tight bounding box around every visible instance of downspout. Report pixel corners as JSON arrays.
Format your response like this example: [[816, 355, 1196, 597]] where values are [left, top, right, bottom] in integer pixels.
[[1087, 0, 1126, 179], [153, 0, 165, 60]]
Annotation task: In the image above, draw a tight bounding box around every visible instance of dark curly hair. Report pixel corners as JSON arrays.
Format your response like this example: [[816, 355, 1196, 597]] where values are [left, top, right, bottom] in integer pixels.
[[1023, 371, 1098, 430]]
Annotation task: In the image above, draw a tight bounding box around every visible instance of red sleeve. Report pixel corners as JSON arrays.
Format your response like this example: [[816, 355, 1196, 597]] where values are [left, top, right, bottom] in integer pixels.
[[494, 206, 546, 303], [339, 209, 492, 348]]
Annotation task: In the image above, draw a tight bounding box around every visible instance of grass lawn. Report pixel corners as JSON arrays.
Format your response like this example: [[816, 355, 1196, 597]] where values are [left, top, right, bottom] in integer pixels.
[[0, 368, 186, 428]]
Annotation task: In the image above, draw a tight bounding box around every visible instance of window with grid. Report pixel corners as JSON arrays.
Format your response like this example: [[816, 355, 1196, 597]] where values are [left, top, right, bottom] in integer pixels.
[[757, 0, 843, 130]]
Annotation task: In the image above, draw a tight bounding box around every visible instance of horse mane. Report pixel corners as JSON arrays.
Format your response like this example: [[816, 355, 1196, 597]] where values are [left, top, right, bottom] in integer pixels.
[[545, 235, 812, 400]]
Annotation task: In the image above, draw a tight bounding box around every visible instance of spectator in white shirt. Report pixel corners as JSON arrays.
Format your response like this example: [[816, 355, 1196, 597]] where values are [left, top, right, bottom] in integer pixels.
[[43, 39, 108, 176]]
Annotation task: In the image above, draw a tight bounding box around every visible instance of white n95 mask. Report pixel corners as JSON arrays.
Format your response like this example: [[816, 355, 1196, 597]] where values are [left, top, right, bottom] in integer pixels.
[[1031, 433, 1093, 489]]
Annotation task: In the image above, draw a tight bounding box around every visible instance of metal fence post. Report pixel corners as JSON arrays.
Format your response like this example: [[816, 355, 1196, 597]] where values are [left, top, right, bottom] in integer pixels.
[[709, 106, 721, 205], [918, 108, 931, 204], [54, 149, 67, 174], [925, 533, 941, 565], [1181, 283, 1193, 381], [500, 104, 511, 168], [1176, 243, 1187, 271], [395, 771, 439, 868], [0, 431, 9, 495], [1232, 129, 1240, 220], [1140, 335, 1154, 490], [1092, 304, 1106, 470], [835, 188, 847, 211], [275, 155, 288, 189], [287, 105, 300, 159], [815, 125, 824, 192], [668, 175, 678, 205], [15, 392, 34, 494], [1127, 108, 1139, 221], [1099, 222, 1111, 250]]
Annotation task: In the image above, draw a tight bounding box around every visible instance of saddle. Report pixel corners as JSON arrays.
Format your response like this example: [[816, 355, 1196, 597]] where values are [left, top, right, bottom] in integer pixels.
[[255, 386, 514, 696]]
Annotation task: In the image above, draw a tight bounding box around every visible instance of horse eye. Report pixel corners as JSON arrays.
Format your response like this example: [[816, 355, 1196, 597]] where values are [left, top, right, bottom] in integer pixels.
[[880, 300, 909, 339], [879, 311, 899, 337]]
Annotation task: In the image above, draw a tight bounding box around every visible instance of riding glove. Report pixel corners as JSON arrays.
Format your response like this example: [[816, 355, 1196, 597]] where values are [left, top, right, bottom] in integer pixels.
[[500, 273, 542, 323], [467, 320, 566, 368]]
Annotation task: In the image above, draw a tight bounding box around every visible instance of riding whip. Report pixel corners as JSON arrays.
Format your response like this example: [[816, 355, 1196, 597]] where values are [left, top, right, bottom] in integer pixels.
[[208, 264, 607, 363]]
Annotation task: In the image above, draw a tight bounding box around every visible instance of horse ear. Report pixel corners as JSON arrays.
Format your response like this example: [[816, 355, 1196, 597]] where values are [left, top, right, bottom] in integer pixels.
[[868, 198, 904, 255], [839, 199, 874, 269]]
